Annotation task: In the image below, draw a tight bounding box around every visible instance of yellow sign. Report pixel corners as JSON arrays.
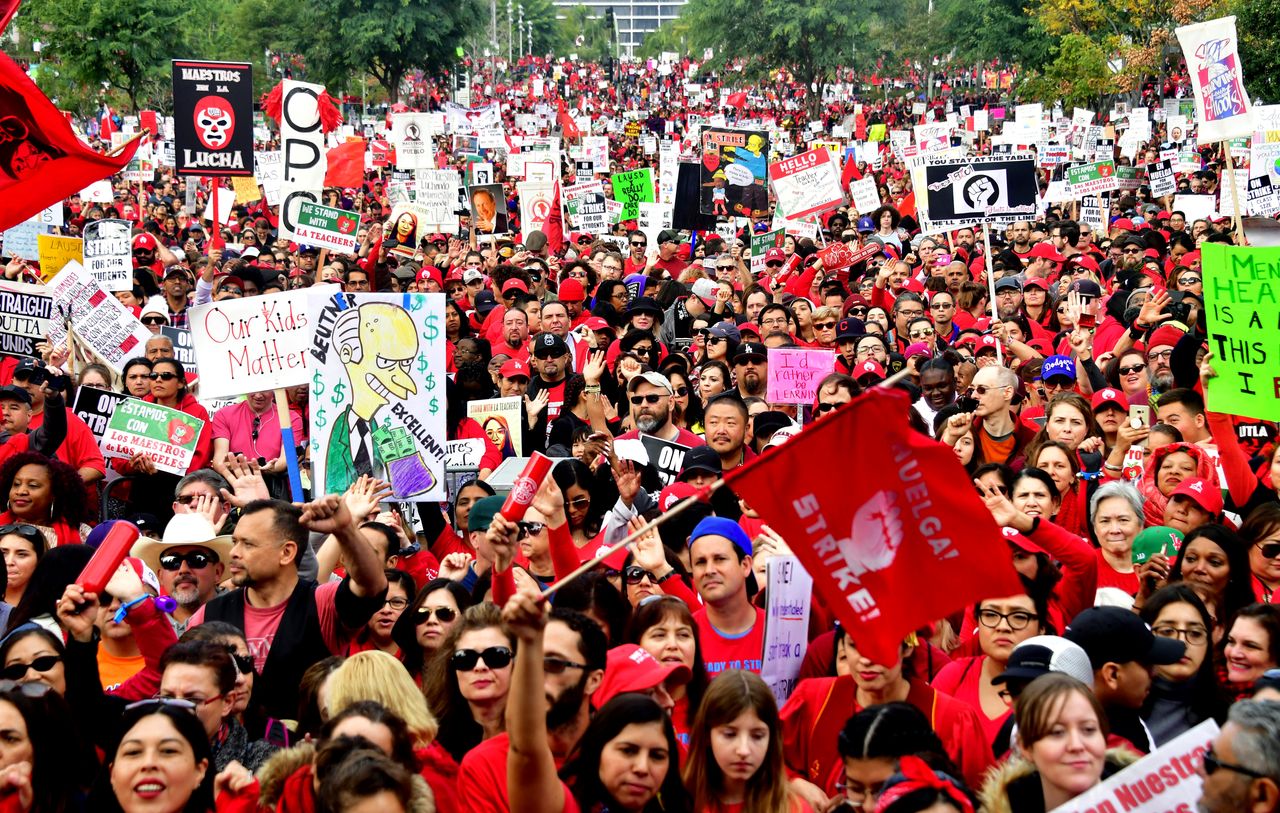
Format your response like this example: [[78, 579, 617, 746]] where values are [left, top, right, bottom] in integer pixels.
[[36, 234, 83, 281], [232, 175, 262, 204]]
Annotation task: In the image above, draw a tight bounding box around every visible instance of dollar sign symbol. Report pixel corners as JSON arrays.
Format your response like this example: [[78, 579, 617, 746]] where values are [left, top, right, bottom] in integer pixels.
[[425, 372, 436, 391], [331, 381, 346, 406], [315, 406, 328, 429], [427, 397, 439, 415], [417, 355, 429, 375], [424, 314, 439, 342], [312, 369, 325, 399]]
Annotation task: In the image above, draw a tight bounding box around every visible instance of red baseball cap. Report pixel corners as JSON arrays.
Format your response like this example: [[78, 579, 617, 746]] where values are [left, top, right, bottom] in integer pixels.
[[976, 335, 1000, 353], [558, 278, 586, 302], [1001, 526, 1046, 555], [658, 482, 700, 512], [499, 359, 531, 380], [502, 278, 529, 294], [1112, 218, 1136, 231], [1027, 243, 1065, 262], [1091, 388, 1130, 412], [132, 233, 158, 250], [1169, 478, 1223, 515], [594, 644, 691, 709], [1022, 277, 1049, 291], [764, 247, 786, 264], [854, 359, 885, 380], [416, 265, 443, 287], [583, 316, 611, 332]]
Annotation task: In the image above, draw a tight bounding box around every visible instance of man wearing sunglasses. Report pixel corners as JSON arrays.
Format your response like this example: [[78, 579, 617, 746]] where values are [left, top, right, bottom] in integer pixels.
[[133, 513, 232, 634], [1197, 700, 1280, 813], [617, 371, 705, 448]]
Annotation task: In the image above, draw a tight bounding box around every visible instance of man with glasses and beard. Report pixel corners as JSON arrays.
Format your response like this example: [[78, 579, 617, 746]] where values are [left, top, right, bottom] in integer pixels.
[[617, 371, 704, 447], [526, 334, 572, 436]]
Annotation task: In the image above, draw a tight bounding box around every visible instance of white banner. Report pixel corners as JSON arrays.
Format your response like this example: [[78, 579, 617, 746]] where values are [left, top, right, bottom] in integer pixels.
[[1176, 17, 1255, 143], [278, 79, 329, 241]]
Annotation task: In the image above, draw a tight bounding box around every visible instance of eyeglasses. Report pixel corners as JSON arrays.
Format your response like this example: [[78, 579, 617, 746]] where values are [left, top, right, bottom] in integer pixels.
[[383, 596, 410, 610], [1178, 276, 1201, 286], [1152, 624, 1208, 645], [141, 316, 167, 325], [544, 656, 588, 674], [225, 650, 255, 676], [1148, 349, 1174, 362], [976, 608, 1038, 630], [814, 321, 836, 331], [1118, 363, 1147, 376], [565, 496, 591, 510], [516, 521, 545, 538], [624, 565, 657, 584], [174, 493, 218, 506], [1255, 541, 1280, 560], [251, 415, 261, 444], [157, 691, 225, 707], [148, 371, 179, 381], [450, 646, 514, 671], [630, 394, 665, 405], [848, 307, 867, 317], [0, 655, 60, 682], [766, 261, 783, 268], [158, 550, 218, 571], [930, 301, 953, 309], [1203, 749, 1269, 780], [897, 309, 925, 318], [970, 384, 1006, 396], [706, 337, 726, 345], [716, 265, 735, 271]]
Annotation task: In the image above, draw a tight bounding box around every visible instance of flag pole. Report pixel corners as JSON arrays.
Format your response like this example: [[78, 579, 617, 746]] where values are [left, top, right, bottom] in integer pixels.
[[106, 131, 147, 158], [981, 220, 1003, 364]]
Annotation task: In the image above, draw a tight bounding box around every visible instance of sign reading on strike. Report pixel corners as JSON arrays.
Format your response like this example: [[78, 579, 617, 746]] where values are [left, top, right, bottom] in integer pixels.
[[1201, 243, 1280, 420], [188, 285, 340, 399], [101, 398, 206, 475], [72, 385, 127, 443], [766, 348, 837, 404], [294, 201, 361, 253], [82, 219, 133, 292]]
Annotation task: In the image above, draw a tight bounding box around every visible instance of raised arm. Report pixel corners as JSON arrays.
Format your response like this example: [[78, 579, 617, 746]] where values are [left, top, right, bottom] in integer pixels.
[[502, 593, 567, 813]]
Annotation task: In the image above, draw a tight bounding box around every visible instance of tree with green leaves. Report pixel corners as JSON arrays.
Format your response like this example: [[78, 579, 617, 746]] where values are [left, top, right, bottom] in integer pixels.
[[1234, 0, 1280, 102], [554, 5, 613, 63]]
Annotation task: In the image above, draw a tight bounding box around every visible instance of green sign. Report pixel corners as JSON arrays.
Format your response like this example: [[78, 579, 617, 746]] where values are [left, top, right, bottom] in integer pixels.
[[100, 398, 206, 475], [1200, 242, 1280, 420], [1066, 160, 1118, 197], [1115, 165, 1142, 190], [294, 201, 361, 253], [611, 168, 654, 221], [750, 228, 785, 276]]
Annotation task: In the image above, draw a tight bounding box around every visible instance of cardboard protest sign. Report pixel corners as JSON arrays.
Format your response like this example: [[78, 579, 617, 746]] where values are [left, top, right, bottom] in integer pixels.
[[1067, 160, 1120, 197], [294, 201, 361, 253], [610, 168, 654, 222], [468, 183, 508, 237], [467, 396, 523, 457], [1051, 720, 1217, 813], [71, 385, 127, 443], [760, 556, 814, 703], [920, 153, 1038, 229], [391, 113, 437, 169], [701, 128, 770, 217], [36, 234, 83, 280], [1149, 159, 1177, 197], [82, 219, 132, 292], [101, 397, 206, 475], [188, 285, 339, 399], [308, 292, 448, 501], [639, 434, 691, 486], [1176, 17, 1254, 143], [2, 219, 46, 259], [517, 182, 556, 239], [278, 79, 329, 241], [159, 326, 197, 369], [768, 148, 844, 220], [171, 60, 253, 176], [767, 348, 836, 404], [45, 261, 149, 372], [255, 150, 283, 205], [0, 281, 53, 358], [414, 170, 461, 232], [1200, 243, 1280, 419]]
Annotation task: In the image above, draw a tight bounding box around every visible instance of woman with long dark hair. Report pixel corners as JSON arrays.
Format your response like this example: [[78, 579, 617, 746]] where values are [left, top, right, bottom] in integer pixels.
[[626, 595, 709, 748], [1138, 584, 1227, 742]]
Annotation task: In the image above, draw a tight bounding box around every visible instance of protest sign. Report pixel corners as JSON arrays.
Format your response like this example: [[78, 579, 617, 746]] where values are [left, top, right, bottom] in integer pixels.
[[701, 128, 770, 217], [517, 182, 556, 239], [768, 148, 844, 219], [308, 292, 448, 501], [611, 168, 654, 221], [81, 219, 132, 291], [1176, 17, 1254, 143], [639, 434, 691, 486], [72, 385, 127, 443], [445, 439, 486, 471], [414, 170, 461, 232], [750, 229, 785, 277], [920, 153, 1038, 230], [188, 285, 339, 399], [171, 60, 253, 176], [390, 113, 436, 169], [293, 201, 361, 253], [0, 281, 53, 358], [470, 162, 494, 185], [1067, 160, 1119, 197], [1051, 720, 1217, 813], [278, 79, 329, 241], [255, 150, 283, 205], [160, 326, 197, 369], [766, 348, 837, 404], [1200, 243, 1280, 420], [1115, 164, 1141, 190], [1149, 159, 1177, 197], [760, 556, 814, 704], [636, 202, 673, 247], [2, 219, 45, 259], [468, 183, 509, 237], [231, 175, 260, 204], [101, 397, 206, 475], [1174, 193, 1216, 223], [1247, 175, 1280, 217], [45, 261, 150, 372], [847, 176, 880, 214], [566, 192, 609, 234], [36, 234, 83, 280], [467, 396, 523, 457]]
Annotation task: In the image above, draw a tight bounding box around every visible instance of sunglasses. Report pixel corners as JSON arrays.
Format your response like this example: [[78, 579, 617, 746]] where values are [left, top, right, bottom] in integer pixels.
[[516, 521, 545, 538], [1203, 749, 1268, 780], [1178, 276, 1201, 285], [766, 261, 783, 268], [624, 565, 657, 584], [158, 550, 218, 571], [0, 523, 43, 547], [450, 646, 513, 671], [565, 496, 591, 510], [814, 321, 836, 331], [142, 317, 167, 326], [148, 371, 179, 381], [1121, 247, 1144, 255], [631, 242, 647, 248], [1118, 363, 1147, 375], [544, 656, 589, 674], [848, 307, 868, 316], [816, 402, 841, 413], [416, 605, 459, 622], [124, 697, 198, 714], [673, 386, 689, 396], [0, 655, 61, 682], [970, 384, 1005, 396], [226, 650, 255, 676], [630, 394, 665, 405], [706, 337, 726, 345], [1256, 541, 1280, 560]]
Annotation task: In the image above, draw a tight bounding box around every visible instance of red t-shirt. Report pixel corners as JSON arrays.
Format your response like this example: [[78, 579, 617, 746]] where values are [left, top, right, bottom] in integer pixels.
[[210, 400, 306, 461], [457, 732, 581, 813], [1094, 549, 1139, 595], [694, 606, 765, 677], [187, 580, 346, 673]]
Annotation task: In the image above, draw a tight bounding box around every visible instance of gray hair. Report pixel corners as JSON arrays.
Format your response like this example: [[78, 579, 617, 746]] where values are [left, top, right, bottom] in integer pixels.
[[1226, 700, 1280, 779], [174, 468, 231, 500], [1089, 481, 1143, 522]]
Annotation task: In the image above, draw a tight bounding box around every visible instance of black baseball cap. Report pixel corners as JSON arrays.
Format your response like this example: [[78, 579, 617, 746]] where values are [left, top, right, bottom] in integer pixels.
[[733, 341, 767, 364], [1065, 606, 1184, 670], [0, 385, 31, 405], [532, 333, 569, 358], [678, 446, 722, 480], [12, 359, 45, 383]]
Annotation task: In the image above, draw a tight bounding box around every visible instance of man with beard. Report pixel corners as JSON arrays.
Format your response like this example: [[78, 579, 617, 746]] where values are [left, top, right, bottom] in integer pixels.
[[703, 393, 754, 471], [993, 277, 1024, 319], [1007, 220, 1032, 260], [131, 514, 232, 636], [459, 606, 608, 813], [617, 371, 705, 447], [492, 307, 532, 362], [732, 341, 768, 399], [1145, 325, 1185, 396], [526, 333, 571, 434]]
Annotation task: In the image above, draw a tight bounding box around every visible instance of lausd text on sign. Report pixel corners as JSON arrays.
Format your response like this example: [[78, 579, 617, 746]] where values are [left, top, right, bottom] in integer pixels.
[[724, 388, 1023, 666], [171, 60, 253, 176], [293, 201, 361, 253]]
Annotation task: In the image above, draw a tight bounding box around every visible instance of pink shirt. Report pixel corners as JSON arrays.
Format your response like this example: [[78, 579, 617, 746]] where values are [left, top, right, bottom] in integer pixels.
[[187, 580, 345, 673], [210, 400, 305, 462]]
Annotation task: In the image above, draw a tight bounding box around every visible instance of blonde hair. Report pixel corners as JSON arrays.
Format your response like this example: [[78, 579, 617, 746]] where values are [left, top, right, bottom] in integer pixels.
[[326, 650, 439, 745]]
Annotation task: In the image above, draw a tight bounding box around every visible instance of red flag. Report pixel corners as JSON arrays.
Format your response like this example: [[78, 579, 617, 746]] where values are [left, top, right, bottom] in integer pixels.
[[726, 91, 747, 109], [541, 180, 564, 256], [100, 106, 115, 141], [557, 99, 580, 141], [724, 389, 1021, 666], [840, 152, 863, 190], [139, 110, 159, 136], [324, 138, 366, 188], [0, 53, 138, 231]]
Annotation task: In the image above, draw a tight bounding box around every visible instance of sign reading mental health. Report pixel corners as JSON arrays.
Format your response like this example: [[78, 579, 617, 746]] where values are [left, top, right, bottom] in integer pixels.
[[71, 385, 127, 443], [188, 285, 340, 399], [701, 128, 770, 217], [308, 292, 448, 502], [102, 398, 206, 475], [45, 261, 150, 373], [610, 168, 654, 222], [1176, 17, 1254, 143], [82, 219, 132, 292], [920, 153, 1038, 229], [761, 556, 814, 704], [767, 348, 837, 404], [278, 79, 329, 241], [0, 282, 53, 358], [294, 201, 361, 253], [768, 148, 844, 220], [1200, 243, 1280, 420], [171, 60, 253, 176]]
